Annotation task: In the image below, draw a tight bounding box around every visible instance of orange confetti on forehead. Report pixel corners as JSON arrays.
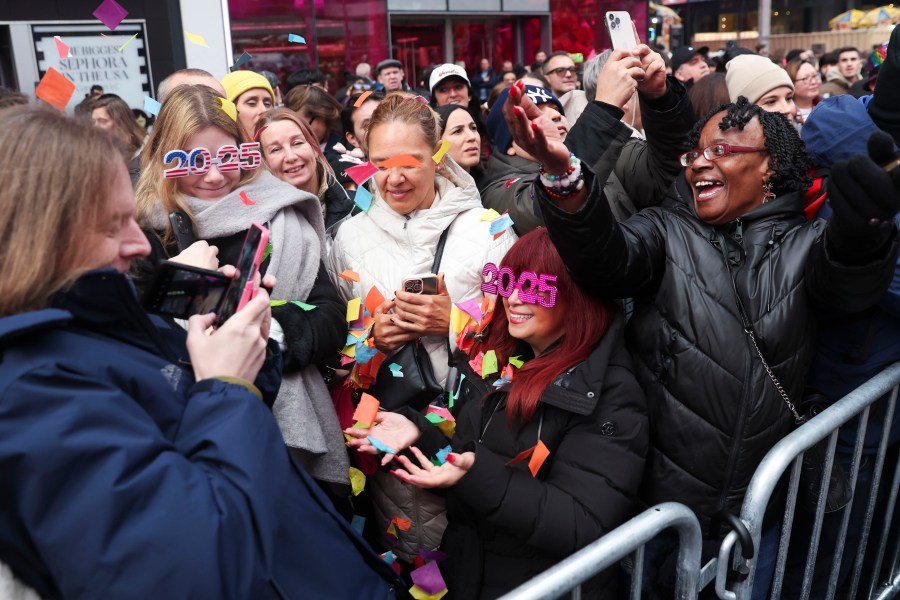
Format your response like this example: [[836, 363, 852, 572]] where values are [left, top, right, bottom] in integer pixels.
[[374, 154, 423, 169], [354, 90, 374, 107]]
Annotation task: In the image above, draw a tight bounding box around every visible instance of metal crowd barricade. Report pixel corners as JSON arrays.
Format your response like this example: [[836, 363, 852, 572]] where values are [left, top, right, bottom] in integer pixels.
[[496, 502, 703, 600], [721, 361, 900, 600]]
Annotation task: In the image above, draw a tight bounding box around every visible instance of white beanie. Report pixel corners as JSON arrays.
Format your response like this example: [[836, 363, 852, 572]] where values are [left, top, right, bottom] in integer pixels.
[[725, 54, 794, 104]]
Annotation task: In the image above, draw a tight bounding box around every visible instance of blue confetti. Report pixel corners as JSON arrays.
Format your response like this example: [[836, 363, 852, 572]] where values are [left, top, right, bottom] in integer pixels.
[[435, 445, 452, 465], [230, 51, 252, 72], [354, 185, 372, 213], [288, 33, 306, 44], [143, 95, 161, 116], [381, 550, 397, 564], [351, 514, 366, 536], [388, 363, 403, 378], [367, 435, 396, 454], [355, 338, 378, 364], [489, 214, 515, 235], [346, 332, 362, 346]]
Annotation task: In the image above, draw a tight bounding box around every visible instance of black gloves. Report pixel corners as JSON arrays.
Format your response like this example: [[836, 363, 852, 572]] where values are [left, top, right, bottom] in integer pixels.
[[826, 130, 900, 264]]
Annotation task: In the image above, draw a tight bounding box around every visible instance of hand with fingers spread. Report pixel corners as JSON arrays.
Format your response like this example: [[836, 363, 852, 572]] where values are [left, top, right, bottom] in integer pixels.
[[343, 411, 421, 466], [391, 446, 475, 489], [187, 288, 272, 382], [170, 240, 220, 271], [632, 44, 667, 99], [594, 49, 643, 107], [371, 299, 419, 352], [503, 80, 571, 175], [391, 273, 452, 337]]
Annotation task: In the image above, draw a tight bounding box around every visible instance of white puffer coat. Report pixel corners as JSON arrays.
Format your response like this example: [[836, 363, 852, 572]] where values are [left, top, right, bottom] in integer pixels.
[[327, 158, 516, 560]]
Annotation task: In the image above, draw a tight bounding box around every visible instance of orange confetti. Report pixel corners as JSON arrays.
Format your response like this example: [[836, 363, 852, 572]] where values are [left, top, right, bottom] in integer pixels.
[[352, 393, 379, 427], [35, 68, 75, 111], [354, 90, 373, 107], [340, 269, 361, 282], [528, 440, 550, 477], [375, 154, 423, 169], [391, 516, 412, 531], [364, 286, 386, 316]]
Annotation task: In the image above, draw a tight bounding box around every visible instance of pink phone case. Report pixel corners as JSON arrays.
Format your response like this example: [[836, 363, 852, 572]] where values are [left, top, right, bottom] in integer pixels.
[[236, 224, 270, 313]]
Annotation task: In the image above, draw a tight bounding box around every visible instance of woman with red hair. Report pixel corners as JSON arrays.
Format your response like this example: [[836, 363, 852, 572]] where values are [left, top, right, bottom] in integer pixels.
[[346, 227, 648, 599]]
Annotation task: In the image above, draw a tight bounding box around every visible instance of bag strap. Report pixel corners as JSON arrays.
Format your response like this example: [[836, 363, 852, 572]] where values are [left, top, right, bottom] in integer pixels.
[[431, 224, 452, 274]]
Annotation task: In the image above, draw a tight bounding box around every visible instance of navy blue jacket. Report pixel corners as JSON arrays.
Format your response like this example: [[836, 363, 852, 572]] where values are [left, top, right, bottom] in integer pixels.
[[0, 271, 398, 599]]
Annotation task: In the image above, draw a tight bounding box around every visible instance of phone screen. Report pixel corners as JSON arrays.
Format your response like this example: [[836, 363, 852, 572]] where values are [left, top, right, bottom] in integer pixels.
[[216, 224, 267, 325], [142, 262, 230, 319]]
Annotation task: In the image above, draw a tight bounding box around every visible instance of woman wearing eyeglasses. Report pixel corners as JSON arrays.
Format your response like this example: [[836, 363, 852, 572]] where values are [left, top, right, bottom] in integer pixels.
[[786, 59, 822, 125], [503, 85, 900, 598]]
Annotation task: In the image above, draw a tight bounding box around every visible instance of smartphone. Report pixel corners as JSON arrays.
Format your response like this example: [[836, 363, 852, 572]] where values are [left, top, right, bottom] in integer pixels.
[[215, 223, 270, 326], [141, 261, 231, 319], [168, 211, 197, 252], [402, 275, 438, 295], [606, 11, 639, 51]]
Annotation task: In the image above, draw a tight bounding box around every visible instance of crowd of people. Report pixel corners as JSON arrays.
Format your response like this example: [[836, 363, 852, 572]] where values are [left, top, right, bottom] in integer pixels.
[[1, 28, 899, 600]]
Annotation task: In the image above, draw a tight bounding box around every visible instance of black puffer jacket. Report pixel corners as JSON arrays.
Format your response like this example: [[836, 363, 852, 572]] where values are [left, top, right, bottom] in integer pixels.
[[537, 170, 899, 535], [440, 314, 648, 599]]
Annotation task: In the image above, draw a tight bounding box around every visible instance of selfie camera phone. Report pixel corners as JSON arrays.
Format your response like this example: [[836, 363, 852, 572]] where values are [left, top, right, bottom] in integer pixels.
[[141, 261, 231, 319], [168, 211, 198, 252], [606, 11, 639, 51], [402, 275, 439, 295], [215, 222, 270, 326]]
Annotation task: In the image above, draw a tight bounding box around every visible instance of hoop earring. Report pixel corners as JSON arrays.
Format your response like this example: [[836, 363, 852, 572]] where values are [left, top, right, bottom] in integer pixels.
[[763, 181, 776, 203]]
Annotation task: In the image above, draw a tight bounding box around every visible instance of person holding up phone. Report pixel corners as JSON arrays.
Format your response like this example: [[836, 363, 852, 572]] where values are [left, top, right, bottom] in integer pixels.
[[0, 106, 399, 599], [135, 85, 352, 497]]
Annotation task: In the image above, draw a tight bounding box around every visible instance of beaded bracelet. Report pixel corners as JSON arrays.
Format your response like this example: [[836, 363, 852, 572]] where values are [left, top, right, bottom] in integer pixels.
[[539, 153, 584, 198]]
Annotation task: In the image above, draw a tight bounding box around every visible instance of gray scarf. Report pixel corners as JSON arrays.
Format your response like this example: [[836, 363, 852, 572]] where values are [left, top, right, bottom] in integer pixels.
[[149, 171, 350, 484]]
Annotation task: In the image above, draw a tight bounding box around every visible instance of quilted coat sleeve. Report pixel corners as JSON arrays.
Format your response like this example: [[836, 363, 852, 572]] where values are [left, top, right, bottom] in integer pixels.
[[536, 168, 670, 299], [449, 359, 648, 555], [0, 370, 302, 599]]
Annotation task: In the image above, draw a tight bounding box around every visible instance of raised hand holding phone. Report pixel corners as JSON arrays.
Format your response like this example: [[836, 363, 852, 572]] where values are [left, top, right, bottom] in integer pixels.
[[215, 223, 270, 327]]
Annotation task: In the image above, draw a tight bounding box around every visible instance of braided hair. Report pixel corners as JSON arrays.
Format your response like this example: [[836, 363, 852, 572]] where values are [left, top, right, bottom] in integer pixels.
[[688, 96, 812, 195]]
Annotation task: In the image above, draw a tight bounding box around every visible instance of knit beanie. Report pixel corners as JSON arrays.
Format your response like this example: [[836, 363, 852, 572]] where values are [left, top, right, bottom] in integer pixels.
[[725, 54, 794, 104], [220, 70, 275, 104]]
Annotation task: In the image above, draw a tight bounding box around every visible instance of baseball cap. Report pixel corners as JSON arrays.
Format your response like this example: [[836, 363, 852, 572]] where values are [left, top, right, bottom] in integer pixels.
[[429, 64, 471, 94], [672, 46, 710, 73]]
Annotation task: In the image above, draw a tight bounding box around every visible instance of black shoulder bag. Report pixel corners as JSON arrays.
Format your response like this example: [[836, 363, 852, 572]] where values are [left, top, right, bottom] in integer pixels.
[[368, 225, 453, 412]]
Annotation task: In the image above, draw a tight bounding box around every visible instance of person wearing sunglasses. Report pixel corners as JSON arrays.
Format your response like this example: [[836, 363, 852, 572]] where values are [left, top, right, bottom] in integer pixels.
[[503, 89, 900, 598], [543, 51, 579, 97]]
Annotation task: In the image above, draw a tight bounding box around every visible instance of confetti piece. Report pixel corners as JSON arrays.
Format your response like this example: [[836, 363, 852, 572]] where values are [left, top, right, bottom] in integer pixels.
[[253, 125, 268, 141], [355, 340, 378, 364], [93, 0, 128, 30], [391, 516, 412, 531], [346, 161, 379, 186], [185, 31, 209, 47], [504, 177, 521, 188], [352, 393, 379, 426], [217, 97, 237, 121], [409, 586, 448, 600], [346, 297, 361, 321], [117, 32, 138, 51], [482, 350, 499, 378], [353, 184, 373, 212], [262, 241, 272, 263], [368, 435, 396, 454], [411, 560, 448, 596], [288, 33, 306, 44], [389, 363, 403, 378], [427, 406, 455, 422], [414, 95, 429, 104], [529, 440, 550, 476], [420, 548, 450, 562], [455, 299, 483, 323], [349, 467, 366, 496], [35, 68, 75, 111], [480, 208, 501, 222], [270, 300, 287, 307], [143, 95, 161, 116], [381, 550, 397, 564], [489, 214, 515, 236], [239, 190, 255, 206], [509, 355, 524, 368], [468, 351, 484, 377], [54, 36, 69, 59], [432, 139, 450, 164], [435, 446, 452, 465], [450, 305, 472, 334], [351, 514, 366, 535], [364, 286, 385, 317], [507, 444, 536, 465], [340, 269, 360, 282], [231, 51, 252, 72], [425, 412, 445, 425], [436, 420, 456, 438], [291, 300, 316, 311], [354, 90, 374, 107], [375, 154, 424, 169]]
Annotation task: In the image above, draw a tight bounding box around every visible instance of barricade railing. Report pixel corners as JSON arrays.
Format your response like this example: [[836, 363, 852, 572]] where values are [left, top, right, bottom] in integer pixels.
[[496, 502, 703, 600], [721, 361, 900, 600], [499, 361, 900, 600]]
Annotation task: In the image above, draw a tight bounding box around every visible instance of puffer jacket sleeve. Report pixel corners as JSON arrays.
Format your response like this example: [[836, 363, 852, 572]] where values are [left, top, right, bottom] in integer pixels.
[[0, 369, 300, 599], [536, 168, 669, 299], [449, 356, 648, 555], [480, 173, 546, 236]]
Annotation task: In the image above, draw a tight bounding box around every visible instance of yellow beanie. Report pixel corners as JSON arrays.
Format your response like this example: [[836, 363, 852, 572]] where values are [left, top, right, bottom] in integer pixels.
[[725, 54, 794, 105], [220, 70, 275, 104]]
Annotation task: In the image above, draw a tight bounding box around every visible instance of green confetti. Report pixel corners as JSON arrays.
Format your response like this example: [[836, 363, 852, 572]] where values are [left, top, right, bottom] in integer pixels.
[[509, 355, 524, 368], [270, 300, 288, 307], [291, 300, 317, 311], [262, 241, 273, 263], [482, 350, 499, 378], [425, 412, 446, 425]]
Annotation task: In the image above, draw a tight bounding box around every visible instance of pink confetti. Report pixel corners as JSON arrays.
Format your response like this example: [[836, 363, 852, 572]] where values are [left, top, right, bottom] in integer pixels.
[[54, 36, 69, 59], [345, 161, 379, 186], [411, 560, 447, 595], [455, 299, 483, 323], [92, 0, 128, 30]]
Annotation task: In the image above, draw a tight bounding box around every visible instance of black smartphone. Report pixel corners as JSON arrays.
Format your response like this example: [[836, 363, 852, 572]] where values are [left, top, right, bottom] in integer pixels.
[[141, 260, 231, 319], [402, 275, 438, 295], [168, 211, 197, 251], [215, 223, 270, 327]]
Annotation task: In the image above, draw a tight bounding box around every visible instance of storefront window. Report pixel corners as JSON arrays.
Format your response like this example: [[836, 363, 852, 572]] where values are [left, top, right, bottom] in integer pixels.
[[549, 0, 648, 56], [228, 0, 388, 93]]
